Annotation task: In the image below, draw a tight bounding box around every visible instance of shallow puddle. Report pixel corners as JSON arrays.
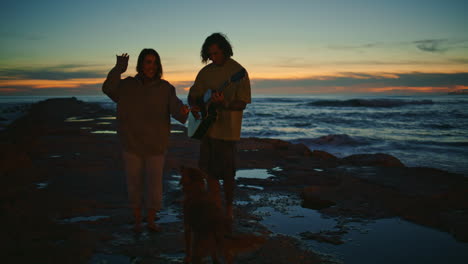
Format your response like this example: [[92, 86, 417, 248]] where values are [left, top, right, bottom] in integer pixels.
[[254, 205, 339, 236], [253, 197, 468, 264], [65, 117, 95, 122], [235, 169, 275, 180], [271, 166, 283, 172], [238, 184, 264, 190], [328, 218, 468, 264], [234, 200, 251, 206], [171, 174, 181, 179], [158, 253, 184, 263], [88, 253, 133, 264], [36, 182, 49, 189], [91, 130, 117, 134], [168, 180, 180, 190], [60, 215, 109, 223], [157, 207, 180, 224], [249, 194, 290, 203]]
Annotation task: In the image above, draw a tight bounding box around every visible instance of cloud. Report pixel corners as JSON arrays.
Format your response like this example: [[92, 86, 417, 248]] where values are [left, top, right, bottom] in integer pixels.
[[413, 39, 449, 53], [2, 62, 468, 96], [252, 72, 468, 92], [328, 42, 382, 50], [0, 64, 108, 80], [0, 84, 102, 96], [327, 39, 468, 53], [271, 57, 468, 69]]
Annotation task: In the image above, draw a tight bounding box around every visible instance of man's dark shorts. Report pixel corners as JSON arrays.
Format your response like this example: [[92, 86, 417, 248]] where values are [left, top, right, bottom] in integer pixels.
[[199, 136, 237, 180]]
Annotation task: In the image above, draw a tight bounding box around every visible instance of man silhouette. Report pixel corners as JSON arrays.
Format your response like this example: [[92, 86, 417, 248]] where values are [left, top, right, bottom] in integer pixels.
[[188, 33, 251, 227]]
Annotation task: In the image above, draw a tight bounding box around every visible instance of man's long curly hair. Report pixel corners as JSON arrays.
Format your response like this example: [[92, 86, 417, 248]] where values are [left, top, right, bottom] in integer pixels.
[[200, 33, 233, 64]]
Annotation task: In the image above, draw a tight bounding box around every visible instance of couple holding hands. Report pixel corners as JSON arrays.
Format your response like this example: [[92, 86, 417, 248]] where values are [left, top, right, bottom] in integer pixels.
[[102, 33, 251, 232]]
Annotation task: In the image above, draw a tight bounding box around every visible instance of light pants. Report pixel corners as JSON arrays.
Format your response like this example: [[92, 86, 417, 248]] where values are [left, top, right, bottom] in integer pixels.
[[122, 151, 165, 211]]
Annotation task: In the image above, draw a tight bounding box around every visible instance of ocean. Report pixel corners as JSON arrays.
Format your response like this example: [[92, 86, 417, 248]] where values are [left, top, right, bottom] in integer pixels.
[[1, 94, 467, 175]]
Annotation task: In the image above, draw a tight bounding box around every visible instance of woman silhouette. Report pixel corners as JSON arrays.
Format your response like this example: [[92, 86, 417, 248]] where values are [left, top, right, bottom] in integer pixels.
[[103, 49, 189, 232]]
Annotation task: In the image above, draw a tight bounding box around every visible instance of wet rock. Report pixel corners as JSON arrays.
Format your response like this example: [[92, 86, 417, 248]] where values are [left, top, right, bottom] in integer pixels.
[[3, 96, 468, 263], [288, 143, 312, 156], [300, 231, 345, 245], [271, 139, 290, 150], [311, 134, 362, 145], [300, 186, 336, 210], [342, 153, 405, 167], [0, 142, 32, 172], [311, 150, 339, 161], [238, 235, 326, 264]]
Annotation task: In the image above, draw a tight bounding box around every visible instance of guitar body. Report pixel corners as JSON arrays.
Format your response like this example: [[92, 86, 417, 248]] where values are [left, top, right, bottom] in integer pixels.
[[187, 68, 246, 140], [187, 89, 218, 139]]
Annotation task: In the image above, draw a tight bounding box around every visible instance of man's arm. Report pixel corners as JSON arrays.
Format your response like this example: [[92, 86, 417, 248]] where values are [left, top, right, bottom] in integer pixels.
[[210, 92, 246, 110], [229, 70, 251, 110], [211, 70, 251, 111]]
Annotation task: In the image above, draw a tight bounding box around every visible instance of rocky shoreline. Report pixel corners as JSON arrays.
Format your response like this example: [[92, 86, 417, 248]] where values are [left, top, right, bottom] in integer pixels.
[[1, 97, 467, 263]]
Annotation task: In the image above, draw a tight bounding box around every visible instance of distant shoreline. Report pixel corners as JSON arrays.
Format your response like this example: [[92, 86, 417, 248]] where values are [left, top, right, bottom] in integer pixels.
[[448, 90, 468, 95]]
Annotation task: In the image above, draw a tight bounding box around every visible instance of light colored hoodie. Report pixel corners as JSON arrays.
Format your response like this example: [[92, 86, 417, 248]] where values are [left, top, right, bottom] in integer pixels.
[[102, 67, 187, 156]]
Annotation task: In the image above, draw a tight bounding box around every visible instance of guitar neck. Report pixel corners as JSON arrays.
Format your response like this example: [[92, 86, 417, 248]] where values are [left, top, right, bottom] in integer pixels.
[[202, 68, 246, 103]]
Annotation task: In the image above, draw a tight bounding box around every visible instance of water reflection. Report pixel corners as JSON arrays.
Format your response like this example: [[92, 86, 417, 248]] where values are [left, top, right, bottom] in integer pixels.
[[252, 194, 468, 264], [60, 215, 109, 223], [65, 117, 95, 122], [91, 130, 117, 134], [235, 169, 275, 180]]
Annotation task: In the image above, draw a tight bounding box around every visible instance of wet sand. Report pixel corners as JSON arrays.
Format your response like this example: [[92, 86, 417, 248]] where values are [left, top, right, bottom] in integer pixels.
[[1, 98, 468, 263]]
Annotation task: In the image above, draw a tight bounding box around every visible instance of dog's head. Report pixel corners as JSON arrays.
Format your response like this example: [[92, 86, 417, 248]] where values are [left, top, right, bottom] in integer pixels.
[[179, 166, 208, 193]]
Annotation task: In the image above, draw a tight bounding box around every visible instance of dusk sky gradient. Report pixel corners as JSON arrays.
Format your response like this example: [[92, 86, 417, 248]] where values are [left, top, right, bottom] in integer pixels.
[[1, 0, 467, 95]]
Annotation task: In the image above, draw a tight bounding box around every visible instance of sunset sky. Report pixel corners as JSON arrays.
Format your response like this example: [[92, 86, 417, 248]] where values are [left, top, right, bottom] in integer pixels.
[[1, 0, 467, 95]]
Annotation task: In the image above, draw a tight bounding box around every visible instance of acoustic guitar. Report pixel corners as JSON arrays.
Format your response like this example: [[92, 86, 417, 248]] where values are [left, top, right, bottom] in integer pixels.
[[188, 68, 247, 139]]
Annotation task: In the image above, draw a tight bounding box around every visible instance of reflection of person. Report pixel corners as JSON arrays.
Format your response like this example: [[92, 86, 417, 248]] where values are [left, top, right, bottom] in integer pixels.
[[102, 49, 189, 232], [188, 33, 251, 229]]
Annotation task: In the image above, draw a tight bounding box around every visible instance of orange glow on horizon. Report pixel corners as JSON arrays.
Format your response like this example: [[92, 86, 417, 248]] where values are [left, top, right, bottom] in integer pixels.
[[452, 85, 468, 91], [366, 86, 454, 93], [0, 78, 104, 89], [0, 88, 21, 92], [0, 72, 467, 95]]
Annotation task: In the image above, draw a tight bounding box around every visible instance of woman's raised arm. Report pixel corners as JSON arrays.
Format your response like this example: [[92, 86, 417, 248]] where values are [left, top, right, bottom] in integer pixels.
[[102, 53, 129, 102]]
